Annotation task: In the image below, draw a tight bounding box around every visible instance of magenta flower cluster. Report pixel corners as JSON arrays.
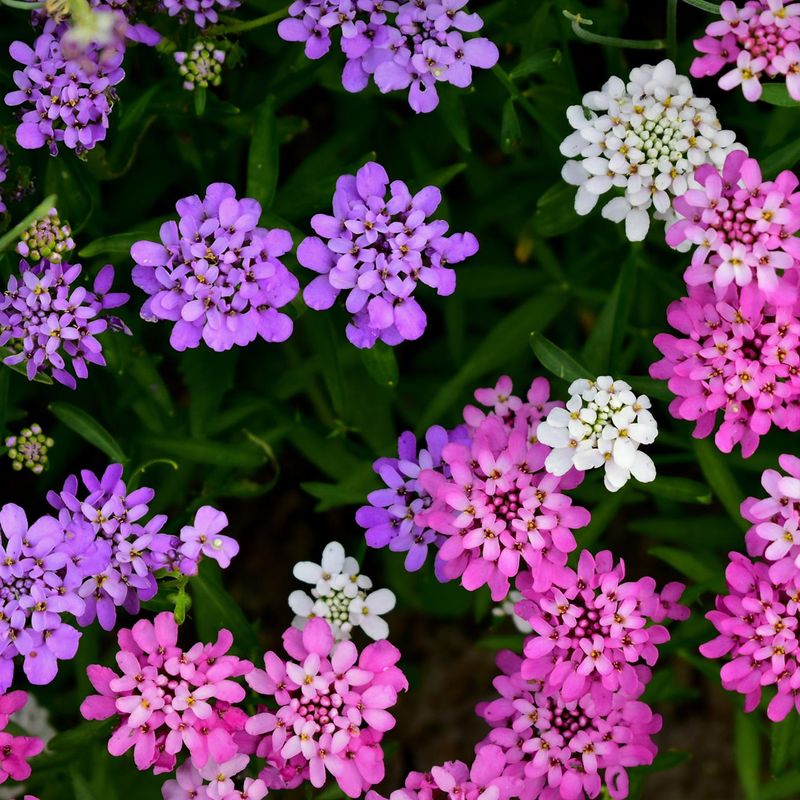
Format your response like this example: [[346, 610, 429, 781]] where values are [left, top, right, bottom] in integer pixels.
[[299, 161, 478, 348], [0, 260, 129, 389], [278, 0, 499, 113], [131, 183, 299, 352], [0, 692, 44, 791], [691, 0, 800, 102]]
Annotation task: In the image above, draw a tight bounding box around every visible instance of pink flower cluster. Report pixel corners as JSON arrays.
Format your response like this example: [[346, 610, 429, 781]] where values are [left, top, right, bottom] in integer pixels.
[[650, 282, 800, 457], [0, 691, 43, 792], [691, 0, 800, 102], [244, 617, 407, 798], [514, 550, 688, 708], [475, 650, 662, 800], [667, 151, 800, 295], [80, 612, 253, 773], [417, 377, 591, 601]]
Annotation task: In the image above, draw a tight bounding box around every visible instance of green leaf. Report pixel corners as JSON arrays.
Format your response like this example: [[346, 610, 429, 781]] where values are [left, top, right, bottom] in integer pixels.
[[0, 368, 8, 432], [360, 342, 399, 388], [694, 438, 748, 532], [0, 348, 53, 385], [79, 219, 165, 259], [49, 402, 127, 463], [530, 331, 588, 383], [141, 436, 267, 469], [763, 771, 800, 800], [532, 181, 583, 238], [761, 84, 800, 107], [501, 98, 522, 154], [509, 48, 562, 79], [771, 714, 799, 776], [638, 476, 712, 504], [194, 86, 207, 117], [426, 162, 467, 189], [437, 87, 471, 153], [735, 710, 762, 800], [761, 137, 800, 175], [649, 546, 724, 587], [247, 95, 278, 212]]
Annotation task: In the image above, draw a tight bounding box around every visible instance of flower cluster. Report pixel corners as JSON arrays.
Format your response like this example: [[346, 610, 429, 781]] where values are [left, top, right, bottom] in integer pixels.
[[299, 161, 478, 348], [289, 541, 396, 641], [162, 0, 241, 28], [5, 423, 54, 474], [81, 612, 253, 772], [667, 150, 800, 295], [175, 41, 226, 91], [692, 0, 800, 102], [0, 692, 44, 792], [47, 464, 238, 630], [560, 59, 738, 241], [278, 0, 499, 113], [476, 650, 662, 800], [132, 183, 299, 352], [245, 617, 407, 797], [650, 282, 800, 457], [16, 207, 75, 264], [0, 259, 129, 388], [537, 377, 658, 493], [514, 549, 688, 707], [700, 550, 800, 721]]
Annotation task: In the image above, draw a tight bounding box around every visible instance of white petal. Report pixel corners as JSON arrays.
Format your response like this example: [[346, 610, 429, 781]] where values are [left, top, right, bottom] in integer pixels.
[[288, 590, 314, 616], [364, 588, 396, 616], [321, 541, 346, 574], [545, 447, 576, 477], [630, 451, 656, 483], [360, 614, 390, 641], [613, 437, 638, 470], [536, 423, 570, 448], [601, 196, 631, 223], [625, 208, 650, 241], [575, 185, 599, 215], [293, 561, 322, 584]]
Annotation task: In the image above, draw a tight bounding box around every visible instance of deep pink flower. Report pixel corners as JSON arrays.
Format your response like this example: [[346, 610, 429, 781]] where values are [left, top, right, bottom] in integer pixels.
[[0, 691, 44, 785]]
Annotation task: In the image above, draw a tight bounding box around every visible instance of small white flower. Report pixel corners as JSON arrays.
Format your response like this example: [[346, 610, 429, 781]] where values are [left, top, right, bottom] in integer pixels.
[[537, 376, 658, 492], [290, 541, 395, 641], [560, 59, 740, 242]]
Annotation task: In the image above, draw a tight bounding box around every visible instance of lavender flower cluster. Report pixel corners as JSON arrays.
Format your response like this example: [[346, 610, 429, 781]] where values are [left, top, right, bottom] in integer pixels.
[[278, 0, 499, 113], [0, 260, 129, 389], [298, 162, 479, 347], [0, 463, 237, 691]]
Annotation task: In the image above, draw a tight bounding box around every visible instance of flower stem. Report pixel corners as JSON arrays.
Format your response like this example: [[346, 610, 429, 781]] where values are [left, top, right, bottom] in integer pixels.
[[0, 0, 43, 9], [563, 10, 667, 50], [667, 0, 678, 61], [678, 0, 721, 12], [212, 7, 286, 34]]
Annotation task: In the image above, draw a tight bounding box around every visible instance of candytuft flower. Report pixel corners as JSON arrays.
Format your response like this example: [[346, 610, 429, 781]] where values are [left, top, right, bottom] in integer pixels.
[[131, 183, 298, 352], [161, 0, 241, 28], [16, 208, 75, 265], [298, 161, 478, 348], [0, 692, 45, 786], [5, 423, 54, 474], [289, 541, 396, 641], [560, 59, 738, 241], [537, 376, 658, 492], [175, 41, 226, 91]]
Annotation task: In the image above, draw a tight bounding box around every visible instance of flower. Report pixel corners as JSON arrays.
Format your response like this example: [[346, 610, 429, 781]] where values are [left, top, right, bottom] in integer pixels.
[[0, 259, 129, 388], [289, 541, 396, 640], [161, 0, 241, 28], [650, 281, 800, 457], [476, 650, 662, 800], [278, 0, 498, 113], [175, 41, 226, 91], [692, 0, 800, 102], [131, 183, 298, 352], [560, 59, 738, 241], [0, 692, 44, 786], [245, 617, 407, 798], [178, 506, 239, 573], [80, 611, 253, 772], [298, 161, 478, 347], [514, 549, 687, 708], [537, 376, 658, 492], [700, 551, 800, 721], [667, 150, 800, 295], [16, 208, 75, 264], [5, 423, 54, 474]]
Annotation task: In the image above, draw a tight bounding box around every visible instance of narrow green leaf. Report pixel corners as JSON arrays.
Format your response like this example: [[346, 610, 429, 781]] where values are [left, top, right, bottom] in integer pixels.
[[762, 137, 800, 175], [530, 331, 588, 383], [437, 88, 471, 152], [638, 476, 712, 504], [194, 86, 207, 117], [50, 402, 127, 463], [771, 714, 799, 776], [735, 710, 762, 800], [761, 84, 800, 107], [0, 368, 9, 432], [649, 546, 723, 587], [141, 436, 266, 468], [426, 162, 467, 189], [509, 48, 562, 79], [246, 95, 278, 212], [532, 181, 584, 238], [360, 342, 399, 388], [763, 771, 800, 799], [501, 98, 522, 154], [694, 438, 748, 532], [79, 219, 165, 259]]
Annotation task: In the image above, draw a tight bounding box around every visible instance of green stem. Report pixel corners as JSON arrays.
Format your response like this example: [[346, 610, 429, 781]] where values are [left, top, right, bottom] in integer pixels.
[[678, 0, 721, 12], [212, 7, 287, 34], [563, 10, 667, 50], [667, 0, 678, 62], [0, 194, 57, 253], [0, 0, 43, 8]]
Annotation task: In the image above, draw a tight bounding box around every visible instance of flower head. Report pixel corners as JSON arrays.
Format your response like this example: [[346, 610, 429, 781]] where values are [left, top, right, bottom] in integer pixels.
[[298, 161, 478, 347], [175, 41, 226, 91], [16, 208, 75, 264], [0, 692, 44, 785], [560, 59, 738, 241], [5, 423, 54, 474], [131, 183, 298, 352]]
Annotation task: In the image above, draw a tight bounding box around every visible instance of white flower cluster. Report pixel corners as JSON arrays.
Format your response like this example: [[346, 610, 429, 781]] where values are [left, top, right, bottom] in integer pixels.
[[560, 59, 739, 241], [537, 376, 658, 493], [289, 541, 396, 641]]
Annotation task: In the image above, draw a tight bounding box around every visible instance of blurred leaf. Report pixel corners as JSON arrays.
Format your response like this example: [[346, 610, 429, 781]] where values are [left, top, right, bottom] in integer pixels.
[[510, 48, 562, 79], [501, 98, 522, 154], [79, 219, 164, 259], [141, 436, 266, 468], [438, 88, 471, 152], [763, 771, 800, 799], [247, 95, 279, 212], [530, 331, 588, 383], [694, 438, 748, 532], [361, 342, 399, 389], [532, 181, 583, 238], [771, 714, 799, 776], [426, 162, 467, 189], [50, 401, 127, 463], [761, 84, 800, 107], [762, 137, 800, 175], [638, 476, 712, 504], [649, 546, 724, 587], [735, 710, 762, 800]]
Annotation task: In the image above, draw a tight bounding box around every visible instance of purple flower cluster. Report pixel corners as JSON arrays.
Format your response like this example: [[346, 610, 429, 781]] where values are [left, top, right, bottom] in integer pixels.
[[0, 147, 8, 215], [131, 183, 299, 352], [47, 464, 239, 631], [299, 162, 478, 348], [0, 259, 129, 389], [161, 0, 242, 28], [278, 0, 499, 113]]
